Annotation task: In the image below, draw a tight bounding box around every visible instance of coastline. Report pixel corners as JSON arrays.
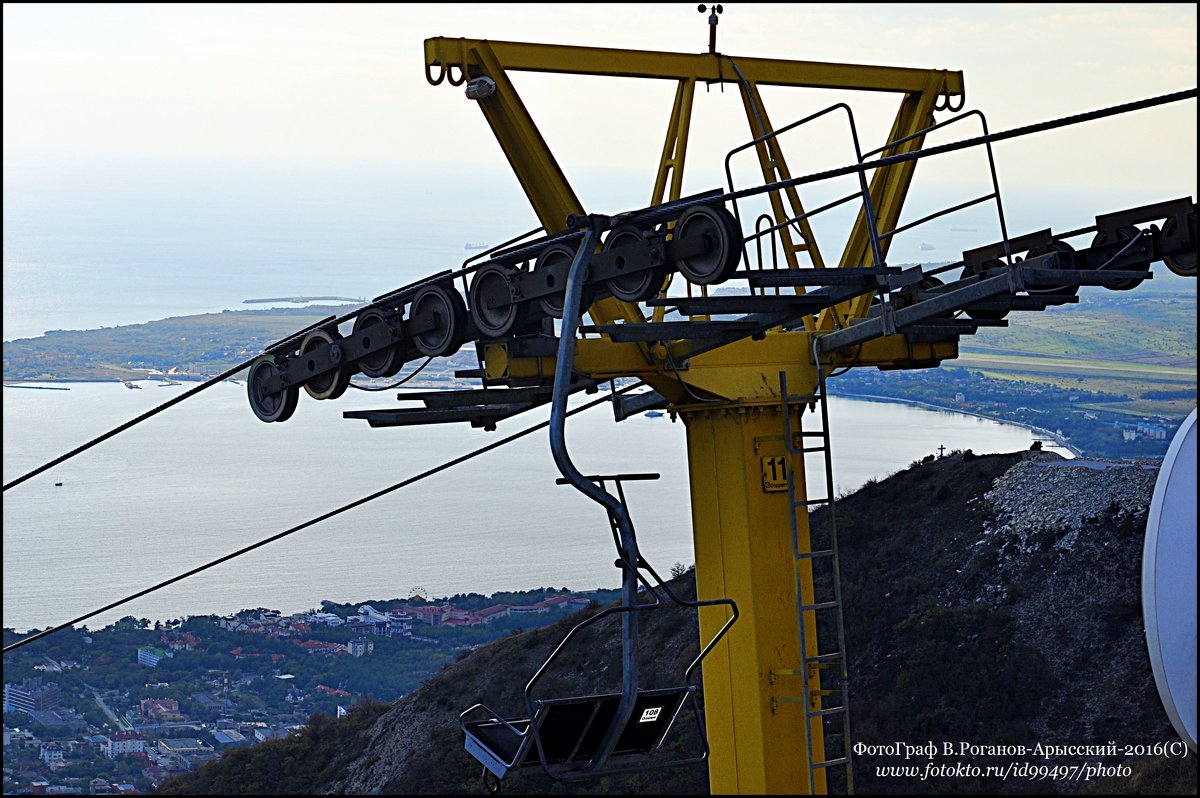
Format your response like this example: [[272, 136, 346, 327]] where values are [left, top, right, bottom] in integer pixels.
[[829, 390, 1083, 457], [4, 383, 1067, 633]]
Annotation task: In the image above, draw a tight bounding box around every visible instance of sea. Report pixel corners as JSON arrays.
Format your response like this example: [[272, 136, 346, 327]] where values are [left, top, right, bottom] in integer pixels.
[[2, 381, 1068, 633], [1, 157, 1096, 633]]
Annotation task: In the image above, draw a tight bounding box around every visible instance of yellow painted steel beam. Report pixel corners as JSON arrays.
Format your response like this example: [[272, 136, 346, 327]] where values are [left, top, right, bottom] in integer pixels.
[[486, 332, 958, 403], [737, 80, 826, 272], [449, 39, 643, 327], [426, 38, 964, 95], [650, 78, 697, 324], [684, 402, 825, 794], [651, 79, 697, 207], [425, 36, 968, 795]]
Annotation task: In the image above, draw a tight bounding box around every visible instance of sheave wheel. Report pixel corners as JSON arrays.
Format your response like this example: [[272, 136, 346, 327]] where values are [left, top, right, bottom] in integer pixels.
[[604, 225, 666, 303], [247, 355, 299, 423], [300, 329, 351, 400], [352, 309, 405, 378], [1024, 240, 1080, 297], [411, 284, 467, 357], [963, 258, 1009, 321], [1162, 212, 1197, 277], [470, 263, 525, 338], [673, 204, 742, 286], [1091, 225, 1150, 291], [535, 244, 594, 318]]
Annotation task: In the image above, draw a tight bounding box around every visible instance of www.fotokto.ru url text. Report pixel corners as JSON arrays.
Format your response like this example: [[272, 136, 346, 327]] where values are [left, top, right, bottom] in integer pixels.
[[856, 741, 1190, 782]]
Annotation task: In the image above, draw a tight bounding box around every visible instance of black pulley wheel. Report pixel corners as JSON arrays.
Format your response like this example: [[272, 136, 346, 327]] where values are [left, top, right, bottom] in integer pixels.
[[1024, 240, 1080, 296], [470, 263, 524, 338], [604, 225, 666, 303], [247, 355, 299, 423], [352, 309, 405, 378], [300, 329, 351, 400], [1162, 212, 1197, 277], [673, 204, 742, 286], [1091, 225, 1150, 291], [963, 258, 1010, 321], [916, 275, 954, 319], [534, 244, 593, 318], [410, 284, 467, 357]]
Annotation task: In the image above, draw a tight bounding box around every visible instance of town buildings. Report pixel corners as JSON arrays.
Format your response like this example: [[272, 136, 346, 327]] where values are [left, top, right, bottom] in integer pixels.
[[102, 732, 145, 759], [136, 647, 171, 668], [4, 678, 61, 714]]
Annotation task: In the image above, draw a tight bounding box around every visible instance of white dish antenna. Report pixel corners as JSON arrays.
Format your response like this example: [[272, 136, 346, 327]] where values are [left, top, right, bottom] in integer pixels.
[[1143, 408, 1197, 750]]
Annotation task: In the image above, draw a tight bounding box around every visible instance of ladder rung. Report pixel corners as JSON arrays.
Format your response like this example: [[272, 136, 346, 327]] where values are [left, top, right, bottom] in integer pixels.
[[801, 446, 826, 453], [813, 757, 849, 769], [808, 705, 848, 718], [773, 660, 841, 677], [797, 430, 827, 437], [799, 600, 840, 612], [793, 498, 830, 507], [809, 652, 844, 663], [784, 394, 819, 403], [795, 549, 835, 560]]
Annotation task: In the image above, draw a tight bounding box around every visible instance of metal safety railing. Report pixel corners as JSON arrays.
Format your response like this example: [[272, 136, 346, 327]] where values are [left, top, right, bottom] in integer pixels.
[[724, 102, 885, 277], [862, 109, 1014, 270]]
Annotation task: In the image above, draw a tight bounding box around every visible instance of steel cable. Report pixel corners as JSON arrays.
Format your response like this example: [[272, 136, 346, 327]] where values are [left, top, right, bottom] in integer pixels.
[[722, 88, 1198, 206], [4, 360, 256, 492], [5, 88, 1194, 493], [3, 383, 640, 654]]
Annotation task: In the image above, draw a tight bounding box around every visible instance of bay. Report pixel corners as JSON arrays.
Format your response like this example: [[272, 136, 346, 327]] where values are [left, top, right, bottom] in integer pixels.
[[2, 381, 1068, 632]]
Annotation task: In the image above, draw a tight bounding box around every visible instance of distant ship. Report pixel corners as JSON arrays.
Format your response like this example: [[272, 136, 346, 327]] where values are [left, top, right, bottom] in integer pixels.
[[645, 410, 664, 418], [464, 242, 489, 250], [123, 380, 141, 390]]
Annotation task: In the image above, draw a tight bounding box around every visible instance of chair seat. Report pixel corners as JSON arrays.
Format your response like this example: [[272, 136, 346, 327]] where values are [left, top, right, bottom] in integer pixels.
[[463, 686, 692, 779]]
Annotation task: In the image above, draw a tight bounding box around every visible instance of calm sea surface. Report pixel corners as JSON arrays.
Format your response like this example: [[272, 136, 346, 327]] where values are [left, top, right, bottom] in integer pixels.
[[3, 161, 1087, 633], [2, 381, 1068, 632]]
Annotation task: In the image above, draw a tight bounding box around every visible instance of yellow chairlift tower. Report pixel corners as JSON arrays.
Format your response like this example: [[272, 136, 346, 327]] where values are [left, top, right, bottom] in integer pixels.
[[422, 27, 964, 795], [239, 11, 1195, 796]]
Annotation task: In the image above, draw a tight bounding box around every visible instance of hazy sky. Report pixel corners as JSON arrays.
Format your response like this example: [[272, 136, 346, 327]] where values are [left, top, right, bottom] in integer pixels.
[[3, 3, 1197, 235]]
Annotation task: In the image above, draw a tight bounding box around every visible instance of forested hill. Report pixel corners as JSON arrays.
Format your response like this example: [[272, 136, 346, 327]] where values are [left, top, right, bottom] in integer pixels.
[[3, 306, 355, 381], [158, 451, 1195, 795], [3, 289, 1194, 383]]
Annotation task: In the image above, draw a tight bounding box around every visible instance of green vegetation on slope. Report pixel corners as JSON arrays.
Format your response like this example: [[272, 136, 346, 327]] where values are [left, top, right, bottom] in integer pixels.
[[158, 452, 1191, 795], [157, 700, 392, 795], [960, 291, 1196, 368]]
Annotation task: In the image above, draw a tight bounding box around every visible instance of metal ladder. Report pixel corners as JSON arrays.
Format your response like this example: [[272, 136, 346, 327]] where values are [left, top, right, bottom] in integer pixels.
[[776, 363, 854, 794]]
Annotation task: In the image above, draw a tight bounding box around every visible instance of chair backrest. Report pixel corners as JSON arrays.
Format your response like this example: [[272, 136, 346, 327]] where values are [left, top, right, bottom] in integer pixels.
[[532, 686, 691, 766]]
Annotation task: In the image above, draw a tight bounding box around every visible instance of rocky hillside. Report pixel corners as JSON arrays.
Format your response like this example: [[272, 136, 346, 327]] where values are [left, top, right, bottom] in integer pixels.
[[160, 451, 1194, 795]]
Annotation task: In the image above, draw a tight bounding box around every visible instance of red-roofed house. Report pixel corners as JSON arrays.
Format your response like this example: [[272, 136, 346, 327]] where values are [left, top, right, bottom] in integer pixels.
[[406, 605, 446, 626], [477, 605, 511, 624], [314, 685, 351, 698], [161, 632, 198, 651], [139, 698, 181, 722], [102, 731, 145, 758], [295, 640, 344, 655]]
